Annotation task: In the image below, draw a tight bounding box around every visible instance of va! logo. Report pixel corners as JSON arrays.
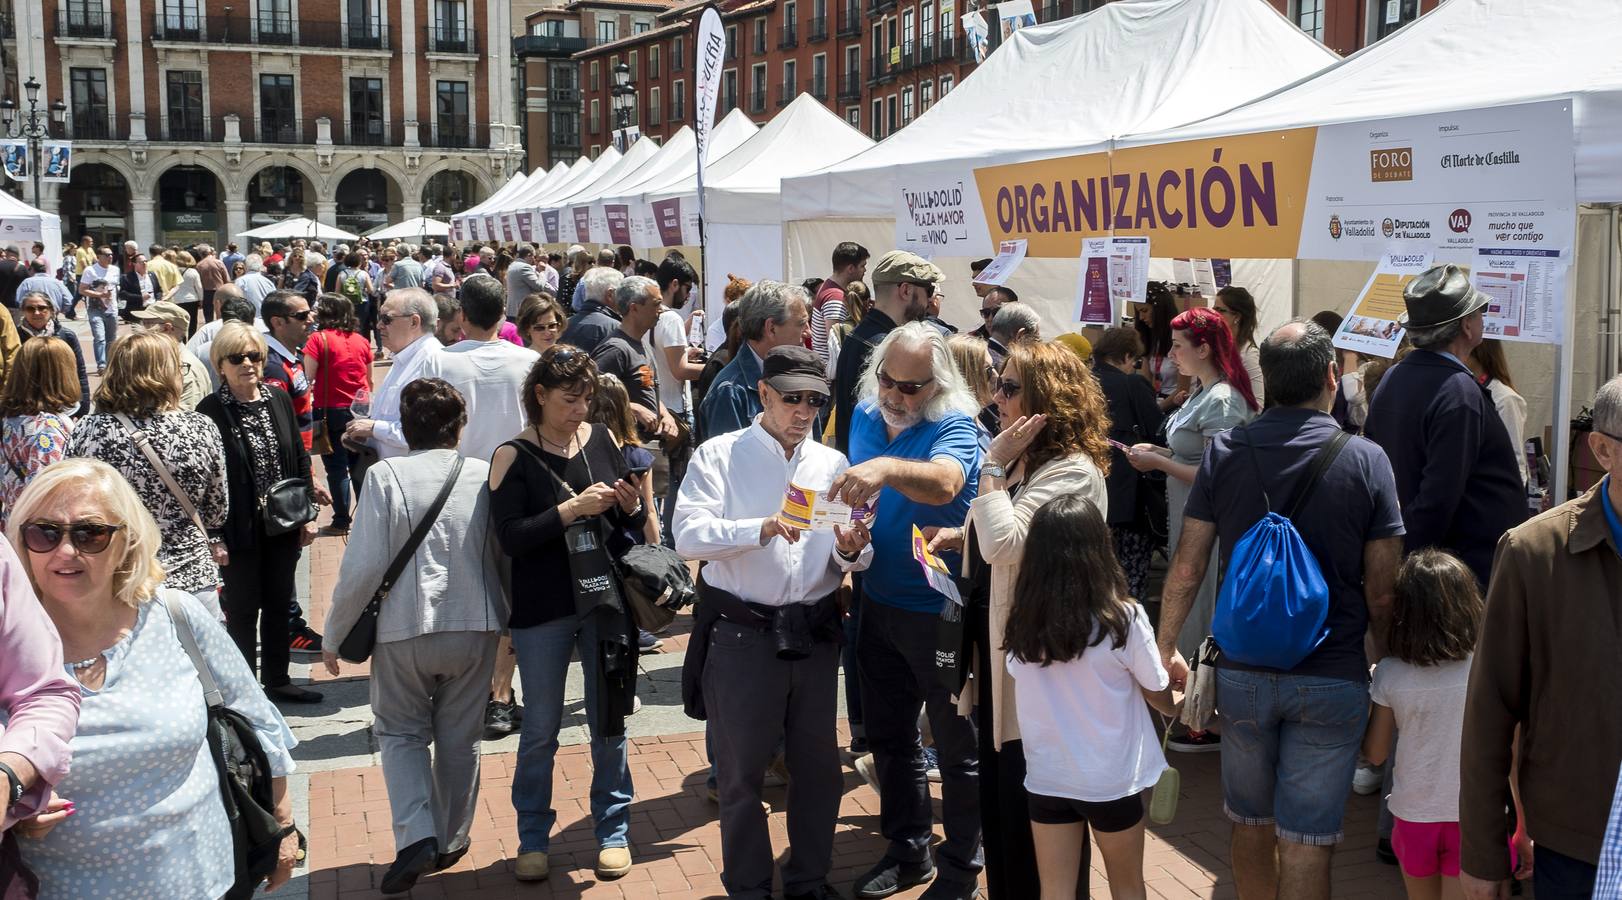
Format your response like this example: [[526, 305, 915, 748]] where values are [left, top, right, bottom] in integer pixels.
[[1448, 209, 1472, 233]]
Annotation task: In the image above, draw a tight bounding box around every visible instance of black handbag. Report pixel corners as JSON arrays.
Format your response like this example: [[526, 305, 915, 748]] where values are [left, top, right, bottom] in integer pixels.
[[162, 594, 294, 900], [260, 477, 317, 536], [337, 458, 464, 663]]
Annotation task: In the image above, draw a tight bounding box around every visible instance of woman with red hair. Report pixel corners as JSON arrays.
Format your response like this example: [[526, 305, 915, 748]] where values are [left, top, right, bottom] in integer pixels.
[[1127, 306, 1257, 750]]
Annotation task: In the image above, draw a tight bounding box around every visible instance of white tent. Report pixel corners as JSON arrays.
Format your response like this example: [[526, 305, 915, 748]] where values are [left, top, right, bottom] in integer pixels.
[[779, 0, 1338, 330], [0, 191, 62, 267], [644, 94, 873, 321], [543, 139, 664, 244], [488, 156, 597, 239], [449, 170, 531, 240], [510, 150, 625, 244], [239, 216, 359, 242], [585, 109, 763, 245], [365, 217, 451, 241]]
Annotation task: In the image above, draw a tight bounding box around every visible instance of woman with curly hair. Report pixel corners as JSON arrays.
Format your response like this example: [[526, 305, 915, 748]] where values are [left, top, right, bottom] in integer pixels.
[[923, 339, 1114, 898]]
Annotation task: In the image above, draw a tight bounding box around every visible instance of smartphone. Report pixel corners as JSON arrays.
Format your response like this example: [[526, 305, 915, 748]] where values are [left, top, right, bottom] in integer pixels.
[[625, 465, 651, 480], [1108, 438, 1133, 453]]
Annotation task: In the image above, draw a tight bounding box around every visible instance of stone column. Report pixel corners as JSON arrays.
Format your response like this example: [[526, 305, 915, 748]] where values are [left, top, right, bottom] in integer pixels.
[[130, 197, 158, 250], [226, 200, 249, 247], [315, 200, 338, 227]]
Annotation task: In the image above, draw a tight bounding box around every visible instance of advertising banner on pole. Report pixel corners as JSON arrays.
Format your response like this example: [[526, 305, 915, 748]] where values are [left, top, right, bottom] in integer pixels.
[[694, 6, 726, 228], [961, 11, 989, 64], [1, 141, 25, 181], [41, 142, 71, 182]]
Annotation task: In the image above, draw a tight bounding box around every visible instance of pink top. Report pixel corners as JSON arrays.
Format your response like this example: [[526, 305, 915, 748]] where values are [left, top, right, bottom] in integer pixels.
[[0, 537, 79, 829], [499, 320, 522, 347]]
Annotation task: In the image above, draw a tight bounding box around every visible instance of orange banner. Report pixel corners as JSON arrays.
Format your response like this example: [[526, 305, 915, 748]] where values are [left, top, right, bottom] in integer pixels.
[[974, 128, 1318, 259]]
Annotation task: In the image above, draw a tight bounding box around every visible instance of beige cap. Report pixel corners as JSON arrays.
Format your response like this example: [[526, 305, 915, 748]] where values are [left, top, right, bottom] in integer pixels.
[[871, 250, 937, 287]]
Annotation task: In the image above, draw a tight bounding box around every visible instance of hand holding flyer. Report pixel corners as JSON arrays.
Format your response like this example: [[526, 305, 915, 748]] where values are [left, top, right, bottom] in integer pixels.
[[779, 482, 876, 531], [911, 524, 963, 604]]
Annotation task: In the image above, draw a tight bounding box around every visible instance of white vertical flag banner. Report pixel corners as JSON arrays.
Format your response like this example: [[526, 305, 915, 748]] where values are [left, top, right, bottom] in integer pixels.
[[694, 6, 726, 229]]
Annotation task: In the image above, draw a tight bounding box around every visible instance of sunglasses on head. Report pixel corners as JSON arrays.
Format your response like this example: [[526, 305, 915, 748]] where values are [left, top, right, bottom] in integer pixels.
[[225, 351, 265, 365], [992, 379, 1023, 399], [877, 371, 933, 395], [777, 391, 829, 408], [23, 521, 123, 555]]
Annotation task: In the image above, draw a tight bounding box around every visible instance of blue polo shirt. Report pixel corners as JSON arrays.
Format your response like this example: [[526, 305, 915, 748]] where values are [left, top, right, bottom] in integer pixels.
[[1602, 476, 1622, 557], [848, 398, 982, 613]]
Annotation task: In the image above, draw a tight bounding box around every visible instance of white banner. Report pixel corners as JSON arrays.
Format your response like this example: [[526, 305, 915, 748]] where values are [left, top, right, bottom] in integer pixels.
[[694, 7, 726, 231]]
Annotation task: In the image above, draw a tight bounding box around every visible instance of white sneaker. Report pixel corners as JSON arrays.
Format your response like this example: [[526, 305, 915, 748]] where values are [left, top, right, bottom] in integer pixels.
[[1352, 765, 1382, 796], [853, 753, 879, 793]]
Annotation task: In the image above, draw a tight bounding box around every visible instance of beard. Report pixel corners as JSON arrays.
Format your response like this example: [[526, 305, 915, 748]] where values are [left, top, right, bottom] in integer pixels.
[[879, 400, 924, 431]]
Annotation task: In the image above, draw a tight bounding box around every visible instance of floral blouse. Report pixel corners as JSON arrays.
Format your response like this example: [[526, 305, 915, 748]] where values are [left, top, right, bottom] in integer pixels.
[[217, 383, 283, 495], [67, 412, 228, 592], [0, 412, 73, 530]]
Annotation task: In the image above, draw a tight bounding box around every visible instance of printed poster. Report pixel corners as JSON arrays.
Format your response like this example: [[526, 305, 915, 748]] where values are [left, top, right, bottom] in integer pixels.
[[1471, 246, 1565, 344], [540, 210, 561, 244], [961, 11, 989, 64], [40, 142, 71, 182], [483, 216, 499, 241], [1332, 248, 1434, 358], [1171, 257, 1195, 290], [779, 483, 876, 531], [1108, 235, 1150, 307], [651, 198, 685, 248], [604, 203, 632, 245], [997, 0, 1035, 41], [911, 525, 962, 604], [515, 211, 534, 243], [971, 239, 1026, 286], [1, 141, 24, 181], [571, 207, 592, 242], [1073, 237, 1113, 325]]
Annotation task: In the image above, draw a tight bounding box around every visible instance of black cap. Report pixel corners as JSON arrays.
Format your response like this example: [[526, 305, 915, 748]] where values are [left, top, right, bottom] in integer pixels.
[[761, 345, 829, 395]]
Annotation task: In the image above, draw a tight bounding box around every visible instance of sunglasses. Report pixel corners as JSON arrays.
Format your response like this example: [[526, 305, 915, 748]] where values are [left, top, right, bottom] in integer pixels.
[[877, 371, 933, 396], [980, 307, 999, 318], [778, 391, 829, 408], [225, 351, 265, 365], [550, 347, 583, 365], [23, 521, 124, 555], [286, 310, 313, 321], [377, 311, 412, 326], [992, 379, 1023, 399], [532, 320, 562, 332]]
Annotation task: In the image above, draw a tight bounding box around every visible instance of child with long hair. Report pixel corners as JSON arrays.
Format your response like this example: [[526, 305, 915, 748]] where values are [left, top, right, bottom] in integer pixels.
[[1003, 495, 1177, 900], [1362, 549, 1530, 900], [590, 373, 660, 550]]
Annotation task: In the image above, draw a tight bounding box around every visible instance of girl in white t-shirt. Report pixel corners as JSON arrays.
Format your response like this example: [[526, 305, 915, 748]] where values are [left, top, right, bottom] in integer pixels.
[[1362, 549, 1530, 900], [1004, 496, 1178, 900]]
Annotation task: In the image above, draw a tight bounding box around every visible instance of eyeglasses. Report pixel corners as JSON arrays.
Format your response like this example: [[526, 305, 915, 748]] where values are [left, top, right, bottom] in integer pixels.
[[1600, 428, 1622, 442], [377, 311, 412, 327], [225, 351, 265, 365], [877, 371, 933, 395], [23, 521, 124, 555], [532, 320, 562, 332], [980, 307, 999, 318], [777, 391, 829, 408], [992, 379, 1023, 399]]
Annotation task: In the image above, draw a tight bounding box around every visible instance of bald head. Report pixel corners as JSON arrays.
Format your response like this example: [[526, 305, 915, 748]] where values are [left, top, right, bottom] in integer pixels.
[[1260, 319, 1335, 409]]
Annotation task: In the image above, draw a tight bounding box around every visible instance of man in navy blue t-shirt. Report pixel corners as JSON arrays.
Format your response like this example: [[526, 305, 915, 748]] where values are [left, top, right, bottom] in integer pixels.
[[1156, 320, 1404, 900], [829, 322, 984, 900]]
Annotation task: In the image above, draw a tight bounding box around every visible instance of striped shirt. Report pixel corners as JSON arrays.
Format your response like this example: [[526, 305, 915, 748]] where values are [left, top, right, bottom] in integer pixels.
[[809, 278, 846, 368]]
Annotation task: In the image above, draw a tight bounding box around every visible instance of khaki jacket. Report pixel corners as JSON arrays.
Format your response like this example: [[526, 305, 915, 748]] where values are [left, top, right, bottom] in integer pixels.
[[1460, 483, 1622, 877], [956, 452, 1107, 748]]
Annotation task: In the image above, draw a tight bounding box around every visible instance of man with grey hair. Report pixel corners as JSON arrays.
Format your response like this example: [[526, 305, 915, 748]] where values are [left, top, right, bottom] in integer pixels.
[[346, 287, 443, 461], [827, 321, 984, 900], [1460, 373, 1622, 900], [832, 250, 936, 454], [1364, 263, 1526, 587], [505, 244, 549, 322], [697, 280, 811, 442], [389, 242, 425, 291], [987, 301, 1041, 366], [235, 252, 276, 314], [590, 275, 675, 443], [559, 265, 627, 353]]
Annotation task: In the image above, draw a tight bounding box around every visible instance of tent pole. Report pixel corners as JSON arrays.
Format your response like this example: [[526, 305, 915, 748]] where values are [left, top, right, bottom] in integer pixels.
[[1551, 238, 1579, 505]]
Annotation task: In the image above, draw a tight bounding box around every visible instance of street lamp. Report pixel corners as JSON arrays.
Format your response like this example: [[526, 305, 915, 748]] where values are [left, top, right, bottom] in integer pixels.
[[610, 61, 636, 152], [0, 76, 68, 207]]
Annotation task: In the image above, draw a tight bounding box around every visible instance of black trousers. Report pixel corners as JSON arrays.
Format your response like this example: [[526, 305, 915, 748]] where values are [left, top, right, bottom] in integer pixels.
[[972, 601, 1089, 899], [221, 530, 302, 688]]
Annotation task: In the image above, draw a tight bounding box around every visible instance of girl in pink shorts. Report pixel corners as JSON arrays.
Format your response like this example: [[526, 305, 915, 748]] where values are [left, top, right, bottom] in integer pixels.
[[1361, 549, 1531, 899]]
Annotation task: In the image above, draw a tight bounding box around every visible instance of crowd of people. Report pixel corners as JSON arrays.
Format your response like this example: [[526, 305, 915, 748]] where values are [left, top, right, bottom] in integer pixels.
[[0, 230, 1619, 900]]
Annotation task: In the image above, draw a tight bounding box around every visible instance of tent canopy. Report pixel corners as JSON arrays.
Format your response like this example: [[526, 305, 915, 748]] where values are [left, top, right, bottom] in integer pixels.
[[781, 0, 1338, 221], [597, 109, 762, 207], [240, 216, 358, 242], [545, 138, 664, 210], [512, 148, 622, 213], [1116, 0, 1622, 201], [496, 156, 597, 215], [452, 171, 531, 223], [365, 217, 452, 241]]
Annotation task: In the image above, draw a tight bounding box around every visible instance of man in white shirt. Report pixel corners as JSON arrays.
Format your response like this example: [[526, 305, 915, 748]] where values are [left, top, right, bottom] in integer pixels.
[[78, 245, 119, 370], [346, 287, 444, 461], [649, 257, 704, 543], [425, 274, 539, 462], [234, 253, 277, 314], [674, 345, 872, 900]]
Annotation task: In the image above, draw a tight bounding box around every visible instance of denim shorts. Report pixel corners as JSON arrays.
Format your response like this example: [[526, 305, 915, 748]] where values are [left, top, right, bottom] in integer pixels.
[[1216, 668, 1368, 846]]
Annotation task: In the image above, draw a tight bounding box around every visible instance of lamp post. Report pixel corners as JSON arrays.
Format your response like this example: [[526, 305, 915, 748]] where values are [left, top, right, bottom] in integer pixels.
[[610, 61, 636, 152], [0, 77, 68, 207]]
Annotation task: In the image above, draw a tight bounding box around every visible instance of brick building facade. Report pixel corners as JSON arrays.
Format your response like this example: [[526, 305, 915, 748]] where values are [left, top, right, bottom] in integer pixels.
[[8, 0, 524, 251]]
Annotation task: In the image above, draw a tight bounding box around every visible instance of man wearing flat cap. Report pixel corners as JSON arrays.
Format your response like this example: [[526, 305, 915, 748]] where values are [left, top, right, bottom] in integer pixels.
[[831, 250, 935, 454], [675, 344, 872, 900], [1364, 263, 1527, 586]]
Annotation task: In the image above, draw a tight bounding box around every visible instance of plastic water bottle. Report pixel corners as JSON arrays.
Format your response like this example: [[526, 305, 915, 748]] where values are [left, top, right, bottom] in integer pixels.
[[687, 309, 706, 348], [351, 388, 371, 418]]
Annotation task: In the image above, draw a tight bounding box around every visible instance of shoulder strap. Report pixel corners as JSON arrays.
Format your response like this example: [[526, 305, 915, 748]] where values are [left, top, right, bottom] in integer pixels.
[[378, 456, 465, 598], [113, 413, 209, 540], [504, 437, 583, 499], [158, 592, 223, 708], [1284, 431, 1352, 520]]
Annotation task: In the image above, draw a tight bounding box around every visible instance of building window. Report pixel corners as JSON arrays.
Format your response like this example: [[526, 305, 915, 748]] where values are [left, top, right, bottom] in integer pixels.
[[900, 85, 913, 124], [590, 98, 602, 133], [590, 61, 600, 91], [649, 86, 661, 124], [902, 9, 914, 54], [435, 80, 469, 147], [591, 144, 601, 157], [551, 109, 578, 144], [812, 53, 827, 97], [870, 98, 882, 138], [845, 44, 860, 78], [634, 20, 651, 33], [674, 35, 686, 69], [552, 63, 576, 90], [597, 18, 617, 42], [922, 1, 935, 41], [629, 50, 638, 79], [722, 69, 738, 111], [920, 78, 933, 111], [69, 68, 110, 140], [1374, 0, 1419, 39], [258, 73, 296, 142], [754, 17, 767, 53], [1295, 0, 1324, 41], [750, 63, 767, 112], [650, 45, 660, 77], [672, 79, 686, 120], [726, 25, 738, 60], [428, 0, 466, 51], [785, 1, 797, 26], [348, 77, 385, 145], [165, 70, 203, 141], [940, 74, 954, 95], [846, 106, 860, 128], [783, 59, 797, 100], [886, 94, 897, 133]]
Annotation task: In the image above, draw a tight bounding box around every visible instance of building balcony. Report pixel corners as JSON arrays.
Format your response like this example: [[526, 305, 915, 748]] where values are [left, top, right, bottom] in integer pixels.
[[777, 79, 796, 106], [937, 36, 955, 62], [513, 33, 589, 57], [67, 114, 115, 141], [867, 0, 896, 14], [837, 73, 861, 100], [811, 75, 828, 100], [918, 39, 936, 64], [836, 5, 860, 37], [427, 24, 477, 55], [725, 44, 738, 62], [162, 115, 213, 142], [253, 117, 302, 144], [777, 24, 797, 48], [549, 86, 580, 103], [868, 53, 891, 84], [149, 13, 390, 50], [720, 92, 737, 114], [59, 7, 113, 40], [339, 119, 390, 146], [671, 99, 686, 121], [808, 16, 827, 42], [418, 121, 487, 149], [896, 41, 915, 71], [550, 131, 581, 150]]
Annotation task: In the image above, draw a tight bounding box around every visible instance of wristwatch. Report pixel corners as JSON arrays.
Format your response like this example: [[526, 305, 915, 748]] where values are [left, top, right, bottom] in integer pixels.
[[982, 462, 1007, 479], [0, 760, 23, 812]]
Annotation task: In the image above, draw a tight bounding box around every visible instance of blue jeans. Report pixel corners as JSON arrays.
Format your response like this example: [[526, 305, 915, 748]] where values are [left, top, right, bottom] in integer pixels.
[[511, 613, 633, 854], [1217, 669, 1368, 846], [87, 305, 117, 368], [318, 408, 355, 528], [658, 412, 692, 550]]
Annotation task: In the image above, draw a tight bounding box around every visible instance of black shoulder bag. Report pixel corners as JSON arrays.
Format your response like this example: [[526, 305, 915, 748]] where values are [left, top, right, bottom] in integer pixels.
[[337, 457, 465, 662], [220, 393, 317, 536]]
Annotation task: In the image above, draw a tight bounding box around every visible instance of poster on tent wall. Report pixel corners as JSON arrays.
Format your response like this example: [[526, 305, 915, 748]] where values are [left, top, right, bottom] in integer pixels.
[[897, 175, 975, 255], [1074, 238, 1113, 325], [41, 142, 71, 182], [1108, 236, 1150, 307], [571, 207, 592, 243], [652, 199, 686, 247], [962, 11, 989, 63], [516, 211, 534, 243], [1471, 246, 1566, 344], [960, 100, 1574, 264], [1331, 248, 1433, 358], [605, 204, 632, 245], [541, 210, 561, 244]]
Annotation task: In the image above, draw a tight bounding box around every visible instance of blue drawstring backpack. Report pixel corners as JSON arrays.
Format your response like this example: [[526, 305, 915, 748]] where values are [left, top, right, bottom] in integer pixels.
[[1212, 430, 1350, 671]]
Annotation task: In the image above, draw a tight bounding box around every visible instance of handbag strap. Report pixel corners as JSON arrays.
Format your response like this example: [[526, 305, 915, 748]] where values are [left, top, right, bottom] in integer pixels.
[[113, 413, 210, 541], [378, 457, 464, 597], [157, 592, 223, 708], [1242, 425, 1349, 517]]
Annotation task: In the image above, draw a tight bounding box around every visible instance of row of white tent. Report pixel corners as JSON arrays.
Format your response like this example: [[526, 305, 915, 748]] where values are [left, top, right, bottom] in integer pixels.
[[450, 93, 874, 313]]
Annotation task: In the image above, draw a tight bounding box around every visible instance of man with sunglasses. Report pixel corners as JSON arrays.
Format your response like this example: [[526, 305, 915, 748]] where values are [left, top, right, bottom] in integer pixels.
[[347, 288, 444, 462], [968, 285, 1016, 347], [831, 251, 936, 455], [832, 322, 985, 900], [674, 344, 872, 900]]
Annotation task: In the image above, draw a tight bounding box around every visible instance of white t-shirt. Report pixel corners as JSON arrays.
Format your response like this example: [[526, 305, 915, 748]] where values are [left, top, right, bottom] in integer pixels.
[[1369, 654, 1472, 823], [423, 338, 540, 463], [649, 308, 692, 415], [1006, 602, 1169, 802]]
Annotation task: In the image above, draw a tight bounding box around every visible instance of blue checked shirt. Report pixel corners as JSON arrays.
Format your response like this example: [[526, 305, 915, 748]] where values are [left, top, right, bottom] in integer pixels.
[[1595, 764, 1622, 898]]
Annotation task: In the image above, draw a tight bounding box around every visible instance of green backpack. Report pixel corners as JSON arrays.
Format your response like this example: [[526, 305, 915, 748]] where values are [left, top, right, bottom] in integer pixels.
[[341, 269, 364, 303]]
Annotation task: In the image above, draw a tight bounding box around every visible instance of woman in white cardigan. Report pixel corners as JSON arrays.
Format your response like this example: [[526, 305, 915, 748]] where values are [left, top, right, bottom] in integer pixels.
[[926, 340, 1112, 899]]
